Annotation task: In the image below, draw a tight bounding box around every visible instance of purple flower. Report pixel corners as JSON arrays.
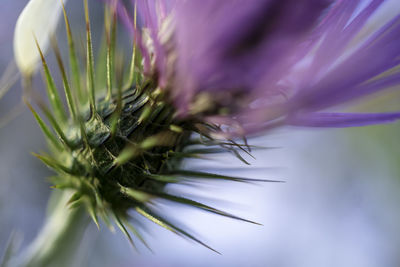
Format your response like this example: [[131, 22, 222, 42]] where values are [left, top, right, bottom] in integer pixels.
[[121, 0, 400, 136]]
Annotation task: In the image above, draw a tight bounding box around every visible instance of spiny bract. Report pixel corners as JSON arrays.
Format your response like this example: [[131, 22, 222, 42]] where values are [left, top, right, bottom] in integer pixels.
[[28, 1, 270, 251]]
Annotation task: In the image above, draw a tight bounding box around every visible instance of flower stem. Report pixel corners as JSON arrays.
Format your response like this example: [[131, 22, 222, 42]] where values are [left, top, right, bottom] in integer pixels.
[[15, 191, 90, 267]]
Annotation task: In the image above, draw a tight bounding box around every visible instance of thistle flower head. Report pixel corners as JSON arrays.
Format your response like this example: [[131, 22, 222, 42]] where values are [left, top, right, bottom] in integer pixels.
[[14, 0, 270, 252], [13, 0, 400, 253]]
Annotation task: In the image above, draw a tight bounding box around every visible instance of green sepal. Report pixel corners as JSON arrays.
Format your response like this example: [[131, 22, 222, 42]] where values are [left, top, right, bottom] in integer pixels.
[[136, 206, 220, 254], [62, 1, 85, 104], [112, 212, 136, 250], [84, 0, 96, 115], [26, 101, 63, 151], [35, 38, 67, 123], [170, 170, 283, 183]]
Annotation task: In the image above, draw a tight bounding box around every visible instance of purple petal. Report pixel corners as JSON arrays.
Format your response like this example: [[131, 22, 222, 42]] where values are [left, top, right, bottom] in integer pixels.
[[302, 0, 384, 83], [290, 12, 400, 112], [172, 0, 332, 113], [288, 112, 400, 127], [115, 0, 400, 135]]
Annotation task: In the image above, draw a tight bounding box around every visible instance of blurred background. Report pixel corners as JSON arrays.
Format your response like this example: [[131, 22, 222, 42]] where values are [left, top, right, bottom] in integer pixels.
[[1, 1, 400, 267]]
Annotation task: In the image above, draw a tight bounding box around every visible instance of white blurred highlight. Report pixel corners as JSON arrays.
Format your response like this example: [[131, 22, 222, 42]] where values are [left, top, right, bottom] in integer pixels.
[[13, 0, 68, 76]]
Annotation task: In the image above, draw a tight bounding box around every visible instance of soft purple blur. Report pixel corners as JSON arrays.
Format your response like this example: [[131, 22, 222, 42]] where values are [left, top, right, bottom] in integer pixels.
[[121, 0, 400, 136]]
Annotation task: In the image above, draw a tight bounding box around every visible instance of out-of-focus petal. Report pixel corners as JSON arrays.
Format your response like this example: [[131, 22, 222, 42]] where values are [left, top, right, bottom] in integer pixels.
[[287, 112, 400, 127], [117, 0, 400, 136], [172, 0, 332, 113], [290, 12, 400, 112], [14, 0, 67, 76]]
